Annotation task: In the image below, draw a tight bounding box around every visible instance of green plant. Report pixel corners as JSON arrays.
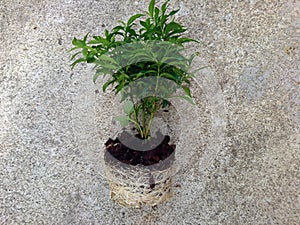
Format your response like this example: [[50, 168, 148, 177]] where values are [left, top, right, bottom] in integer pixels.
[[70, 0, 200, 139]]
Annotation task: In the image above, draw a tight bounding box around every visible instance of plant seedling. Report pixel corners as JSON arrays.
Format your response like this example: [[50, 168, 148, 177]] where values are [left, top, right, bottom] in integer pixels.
[[70, 0, 201, 139]]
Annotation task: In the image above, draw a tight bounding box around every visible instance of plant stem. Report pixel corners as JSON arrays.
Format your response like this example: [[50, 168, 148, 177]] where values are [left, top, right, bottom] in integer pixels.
[[128, 118, 143, 137], [142, 104, 146, 138], [155, 64, 160, 94], [144, 100, 157, 138]]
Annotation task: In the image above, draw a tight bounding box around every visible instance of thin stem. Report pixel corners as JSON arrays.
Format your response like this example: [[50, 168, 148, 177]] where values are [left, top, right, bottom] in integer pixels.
[[144, 63, 161, 138], [128, 118, 143, 137], [133, 107, 142, 135], [155, 64, 160, 95], [142, 104, 146, 138], [144, 100, 157, 138], [128, 92, 144, 138]]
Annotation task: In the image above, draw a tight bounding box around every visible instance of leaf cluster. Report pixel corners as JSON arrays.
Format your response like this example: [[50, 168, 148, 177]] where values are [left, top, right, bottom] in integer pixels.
[[70, 0, 201, 138]]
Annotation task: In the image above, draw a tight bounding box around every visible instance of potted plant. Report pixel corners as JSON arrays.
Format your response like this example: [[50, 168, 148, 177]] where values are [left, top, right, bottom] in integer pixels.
[[70, 0, 200, 208]]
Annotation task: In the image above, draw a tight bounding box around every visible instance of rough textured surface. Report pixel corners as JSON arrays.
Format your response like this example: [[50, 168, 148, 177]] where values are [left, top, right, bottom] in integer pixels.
[[0, 0, 299, 224]]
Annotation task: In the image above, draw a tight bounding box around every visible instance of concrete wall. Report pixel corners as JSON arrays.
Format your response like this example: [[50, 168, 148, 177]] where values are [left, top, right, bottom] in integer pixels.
[[1, 0, 299, 224]]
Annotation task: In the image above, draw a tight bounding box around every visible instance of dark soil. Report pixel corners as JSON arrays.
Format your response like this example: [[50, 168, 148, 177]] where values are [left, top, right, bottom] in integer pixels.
[[104, 130, 175, 167]]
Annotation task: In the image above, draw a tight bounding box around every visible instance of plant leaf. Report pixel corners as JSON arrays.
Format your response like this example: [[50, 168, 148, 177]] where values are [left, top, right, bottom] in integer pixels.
[[98, 55, 118, 65], [178, 37, 199, 44], [169, 9, 179, 16], [160, 72, 179, 82], [123, 100, 134, 114], [182, 86, 191, 97], [149, 0, 155, 17], [70, 58, 86, 69], [89, 36, 110, 45], [140, 21, 148, 28], [72, 38, 86, 48], [97, 62, 119, 70], [83, 33, 89, 42], [114, 115, 130, 127], [86, 51, 96, 63], [93, 72, 102, 83], [175, 95, 194, 105], [162, 99, 169, 108], [68, 46, 81, 52], [165, 22, 182, 34], [161, 0, 169, 14], [102, 79, 115, 91], [87, 39, 105, 45], [70, 51, 81, 60], [154, 7, 160, 22], [191, 65, 210, 74], [113, 25, 125, 32], [127, 13, 144, 26]]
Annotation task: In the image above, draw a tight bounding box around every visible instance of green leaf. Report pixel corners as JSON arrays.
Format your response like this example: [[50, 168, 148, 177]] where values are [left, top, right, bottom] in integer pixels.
[[127, 13, 144, 26], [127, 28, 137, 37], [162, 99, 169, 108], [93, 72, 102, 83], [99, 63, 119, 70], [175, 95, 194, 105], [86, 51, 96, 63], [165, 22, 182, 34], [113, 25, 125, 32], [160, 55, 183, 64], [123, 100, 134, 114], [169, 9, 180, 16], [118, 20, 126, 26], [128, 52, 153, 64], [178, 37, 199, 44], [82, 48, 88, 57], [148, 0, 155, 17], [140, 21, 148, 28], [154, 7, 160, 22], [68, 46, 81, 52], [160, 72, 179, 82], [191, 65, 210, 74], [72, 38, 86, 48], [102, 79, 115, 91], [114, 115, 130, 127], [70, 51, 81, 60], [115, 84, 124, 95], [83, 33, 89, 42], [89, 36, 109, 45], [70, 58, 86, 69], [98, 55, 118, 65], [161, 0, 169, 14], [87, 39, 104, 45], [104, 29, 109, 38], [182, 86, 191, 97], [144, 70, 157, 75], [168, 28, 186, 37]]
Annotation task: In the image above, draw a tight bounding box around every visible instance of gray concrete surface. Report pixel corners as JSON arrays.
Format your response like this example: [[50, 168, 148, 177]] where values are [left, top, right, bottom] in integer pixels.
[[0, 0, 299, 224]]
